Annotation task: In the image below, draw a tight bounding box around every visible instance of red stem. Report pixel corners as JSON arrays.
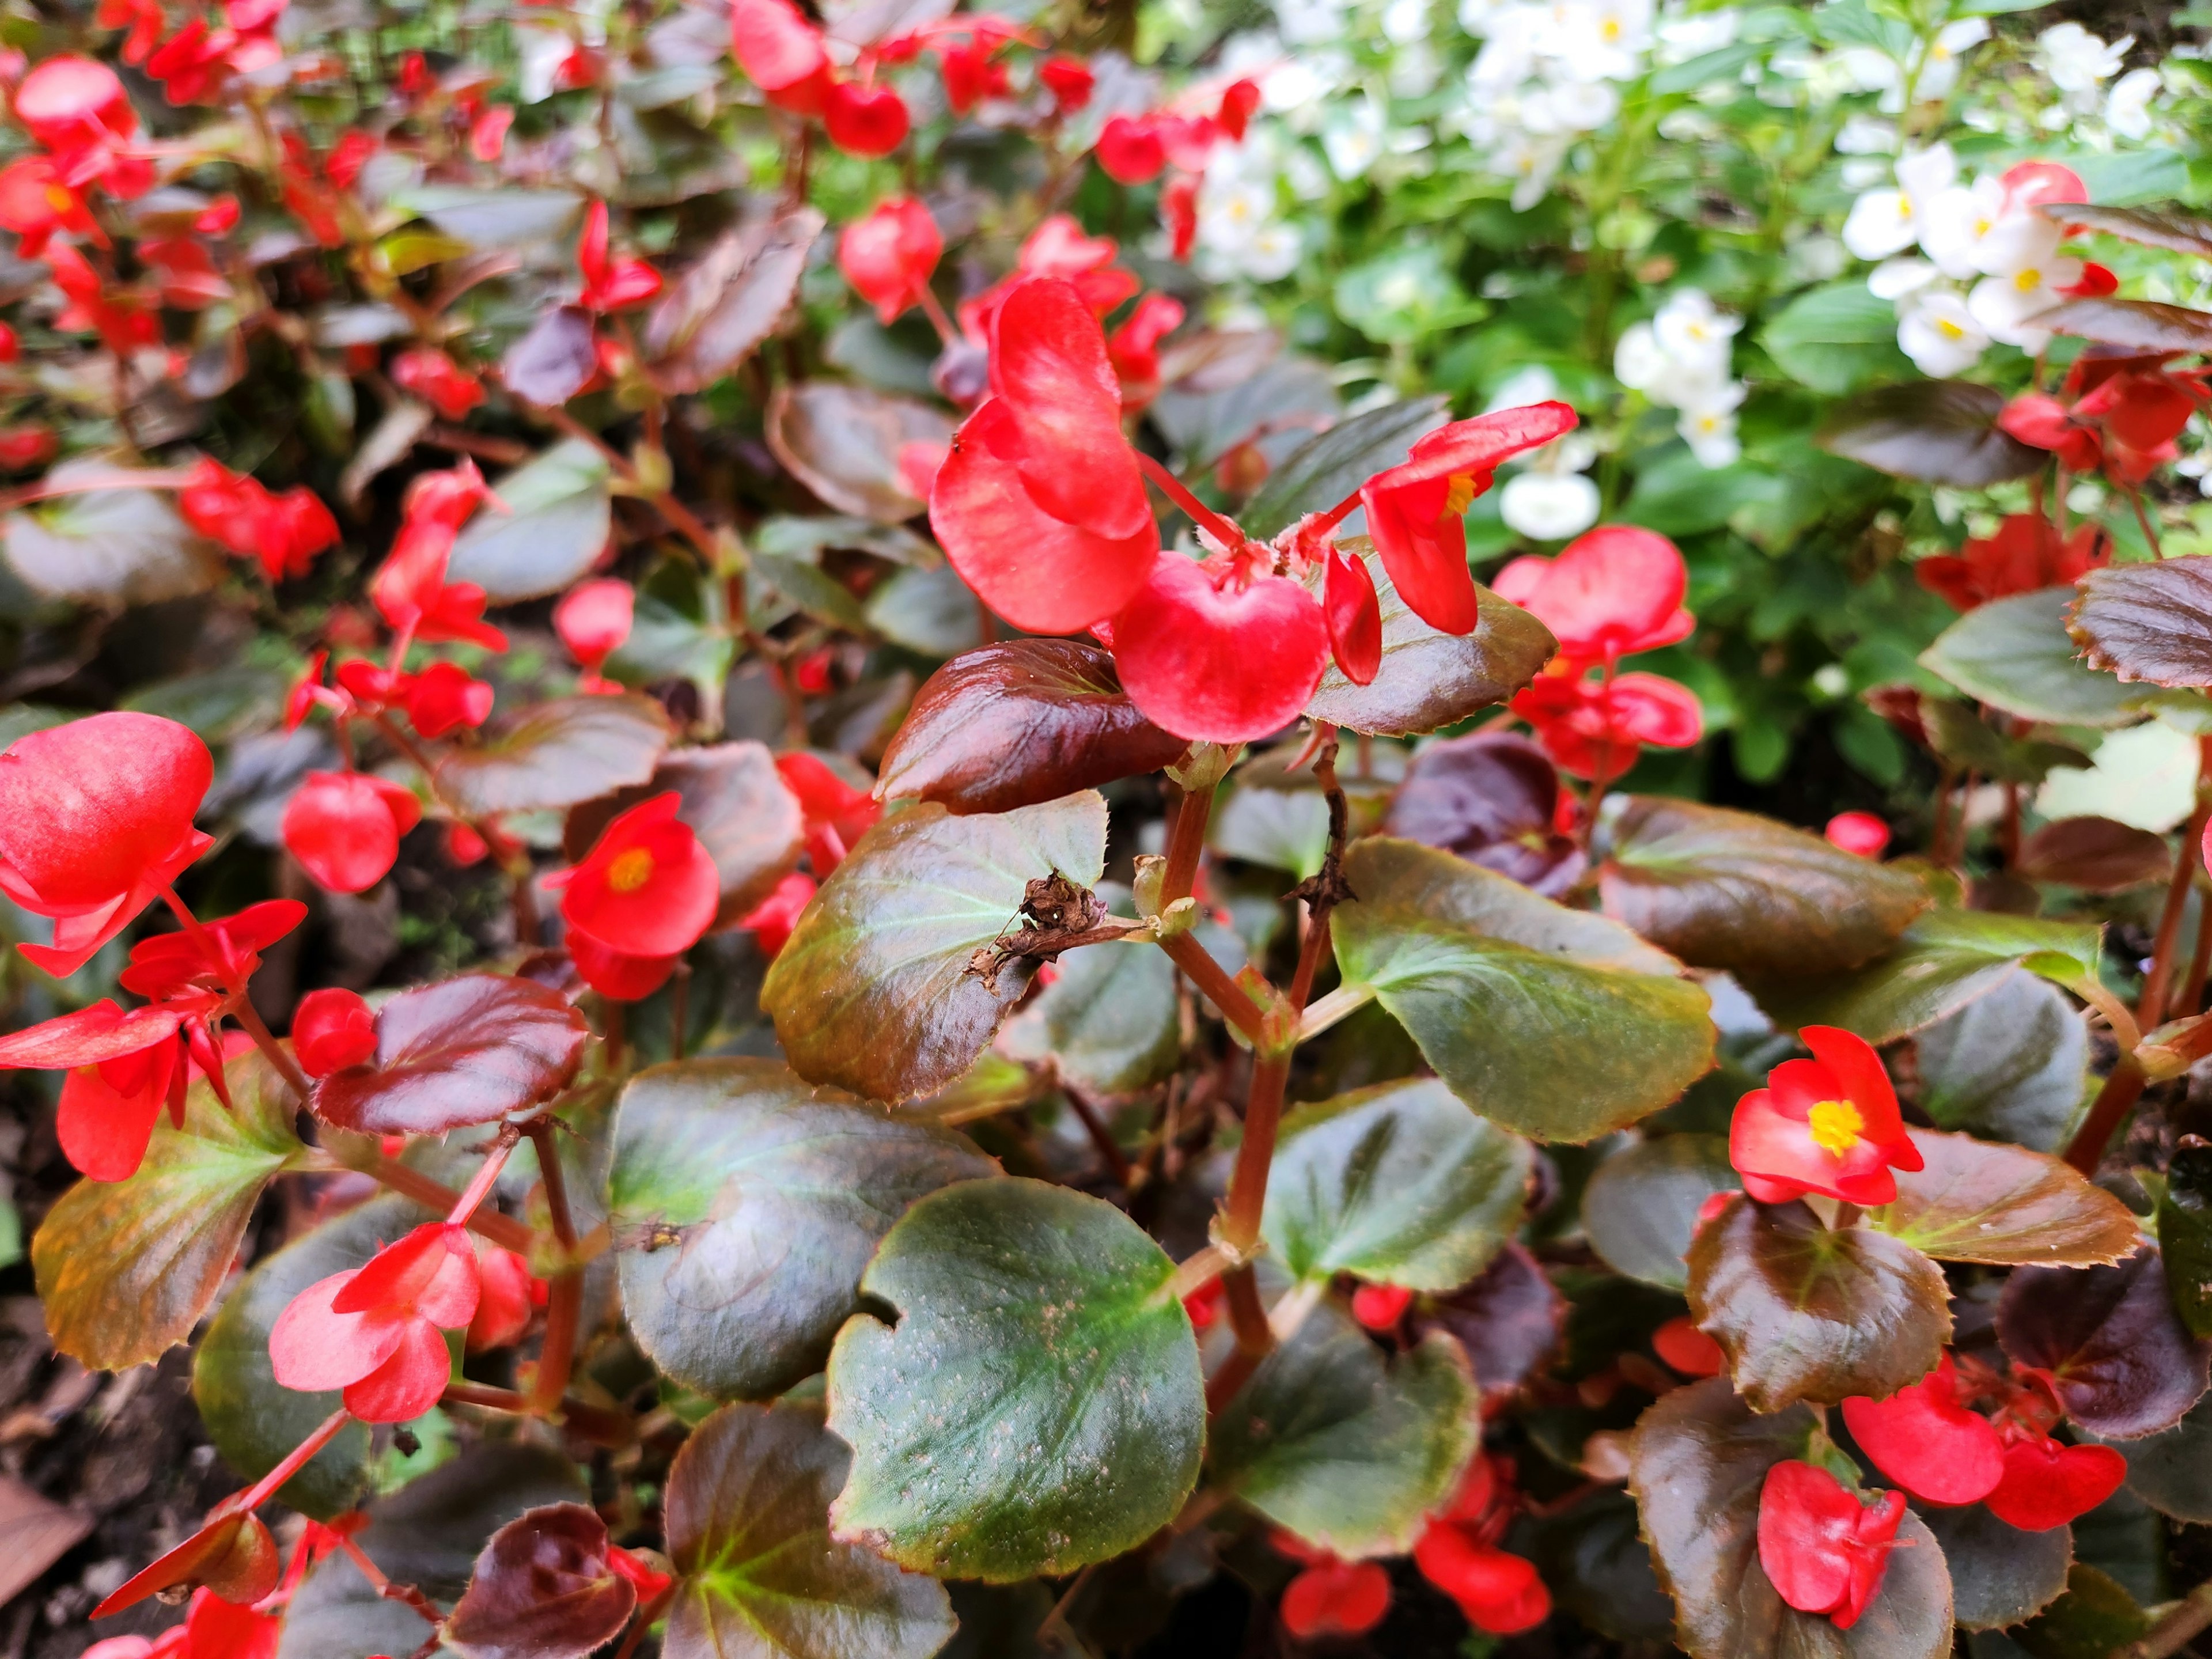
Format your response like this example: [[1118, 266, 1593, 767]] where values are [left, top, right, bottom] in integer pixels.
[[1136, 452, 1248, 552], [237, 1408, 351, 1510]]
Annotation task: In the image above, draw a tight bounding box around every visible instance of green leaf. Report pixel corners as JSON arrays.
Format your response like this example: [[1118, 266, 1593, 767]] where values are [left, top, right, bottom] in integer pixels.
[[825, 1177, 1204, 1580], [1915, 1503, 2070, 1630], [3, 461, 224, 605], [1330, 838, 1715, 1142], [2100, 1394, 2212, 1522], [1760, 283, 1914, 396], [1239, 398, 1446, 541], [662, 1402, 956, 1659], [34, 1051, 305, 1372], [1007, 919, 1181, 1096], [1305, 542, 1556, 738], [1921, 700, 2092, 786], [194, 1194, 418, 1520], [1210, 785, 1332, 878], [1755, 908, 2104, 1044], [1912, 972, 2088, 1153], [1597, 797, 1930, 978], [447, 440, 615, 603], [750, 552, 872, 634], [1630, 1378, 1953, 1659], [1685, 1198, 1951, 1411], [1529, 1491, 1675, 1643], [1262, 1077, 1532, 1290], [1866, 1130, 2139, 1266], [2016, 1566, 2153, 1659], [866, 565, 984, 657], [1922, 589, 2142, 728], [1210, 1301, 1478, 1556], [763, 793, 1109, 1103], [608, 1058, 996, 1401], [1581, 1134, 1740, 1291], [436, 693, 673, 816]]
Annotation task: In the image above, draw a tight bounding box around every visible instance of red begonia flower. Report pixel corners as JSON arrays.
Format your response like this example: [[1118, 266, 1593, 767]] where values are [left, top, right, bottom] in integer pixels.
[[0, 711, 214, 977], [16, 55, 137, 179], [1999, 160, 2087, 215], [0, 424, 55, 471], [181, 1590, 281, 1659], [1096, 114, 1166, 184], [270, 1221, 479, 1422], [824, 79, 910, 157], [90, 1509, 280, 1622], [775, 752, 881, 873], [1982, 1431, 2126, 1532], [177, 459, 340, 584], [1162, 173, 1199, 262], [1825, 812, 1891, 858], [469, 104, 514, 161], [1359, 404, 1581, 635], [467, 1241, 540, 1353], [1107, 293, 1184, 409], [2061, 262, 2119, 298], [1729, 1026, 1923, 1207], [566, 929, 683, 1001], [120, 899, 305, 1010], [737, 869, 815, 957], [0, 156, 103, 257], [1756, 1461, 1906, 1630], [1110, 553, 1330, 743], [2074, 369, 2206, 454], [577, 200, 662, 311], [1350, 1282, 1412, 1331], [370, 461, 497, 639], [281, 770, 423, 895], [937, 39, 1009, 113], [1323, 544, 1382, 687], [1415, 1526, 1551, 1634], [1652, 1315, 1726, 1377], [0, 999, 188, 1180], [94, 0, 166, 66], [404, 661, 493, 738], [729, 0, 831, 113], [554, 577, 634, 680], [391, 347, 484, 421], [1039, 55, 1093, 111], [291, 986, 376, 1078], [1841, 1355, 2006, 1506], [930, 277, 1161, 634], [1217, 78, 1262, 141], [547, 791, 718, 959], [1511, 668, 1702, 781], [1020, 214, 1119, 279], [1914, 514, 2109, 612], [839, 196, 942, 324], [1492, 524, 1694, 667], [1279, 1554, 1391, 1638]]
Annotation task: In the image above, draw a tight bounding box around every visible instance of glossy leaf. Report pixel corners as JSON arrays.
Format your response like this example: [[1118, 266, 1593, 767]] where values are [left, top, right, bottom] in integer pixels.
[[1238, 397, 1446, 541], [765, 381, 955, 524], [444, 1505, 634, 1659], [2099, 1393, 2212, 1522], [2018, 817, 2170, 891], [193, 1195, 416, 1521], [500, 306, 600, 408], [2162, 1141, 2212, 1339], [1305, 541, 1557, 738], [437, 693, 673, 816], [1210, 1301, 1478, 1556], [3, 461, 224, 605], [1921, 699, 2092, 787], [1685, 1197, 1951, 1411], [1581, 1134, 1740, 1291], [1761, 282, 1912, 396], [1423, 1241, 1566, 1394], [1999, 1251, 2212, 1440], [1262, 1077, 1532, 1290], [2036, 296, 2212, 351], [1531, 1490, 1675, 1643], [874, 642, 1187, 816], [313, 973, 589, 1135], [866, 563, 984, 656], [825, 1177, 1204, 1580], [563, 741, 805, 926], [1384, 730, 1583, 896], [1007, 917, 1180, 1096], [2049, 201, 2212, 256], [645, 211, 825, 393], [400, 185, 583, 249], [448, 440, 615, 602], [608, 1058, 995, 1400], [1628, 1378, 1954, 1659], [1916, 1502, 2070, 1631], [1330, 837, 1715, 1142], [1598, 797, 1929, 978], [1921, 588, 2142, 728], [1756, 908, 2103, 1045], [762, 792, 1109, 1103], [2069, 555, 2212, 688], [1913, 975, 2087, 1154], [35, 1051, 305, 1372], [1210, 784, 1332, 877], [663, 1402, 956, 1659], [2015, 1565, 2153, 1659], [1866, 1130, 2138, 1266], [1817, 378, 2043, 485]]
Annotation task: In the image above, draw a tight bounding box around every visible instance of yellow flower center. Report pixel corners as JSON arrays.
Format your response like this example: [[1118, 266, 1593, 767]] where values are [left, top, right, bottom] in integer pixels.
[[2014, 268, 2043, 292], [1937, 317, 1965, 340], [1807, 1098, 1865, 1157], [607, 847, 656, 893], [1444, 475, 1478, 516]]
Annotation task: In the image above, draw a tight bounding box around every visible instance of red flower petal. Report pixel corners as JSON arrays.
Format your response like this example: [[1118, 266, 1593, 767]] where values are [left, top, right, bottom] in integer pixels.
[[0, 711, 211, 910], [1756, 1461, 1904, 1628], [1825, 812, 1891, 858], [987, 278, 1153, 542], [281, 771, 421, 895], [1280, 1559, 1391, 1638], [0, 1000, 181, 1070], [839, 196, 942, 324], [1982, 1434, 2126, 1532], [341, 1315, 455, 1422], [294, 987, 376, 1077], [1095, 115, 1165, 183], [58, 1046, 175, 1180], [1323, 543, 1382, 685], [1414, 1525, 1551, 1634], [1350, 1282, 1412, 1331], [269, 1268, 411, 1392], [1652, 1315, 1726, 1378], [555, 792, 719, 959], [333, 1223, 480, 1328], [567, 930, 680, 1001], [728, 0, 828, 99], [554, 578, 634, 671], [1840, 1358, 2006, 1506], [1491, 524, 1692, 666], [1111, 555, 1330, 743], [823, 79, 910, 157]]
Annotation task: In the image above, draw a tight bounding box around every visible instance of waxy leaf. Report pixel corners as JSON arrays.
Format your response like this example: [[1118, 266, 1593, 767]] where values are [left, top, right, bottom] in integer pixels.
[[1385, 730, 1582, 896], [1425, 1241, 1566, 1394], [1999, 1251, 2212, 1439], [1008, 912, 1181, 1096], [664, 1402, 955, 1659], [2017, 817, 2171, 892], [1305, 541, 1556, 738], [3, 461, 224, 605], [1818, 378, 2042, 485], [763, 792, 1109, 1103], [444, 1505, 635, 1659], [35, 1051, 305, 1372], [1866, 1130, 2139, 1266], [564, 740, 805, 926], [2162, 1141, 2212, 1338], [1921, 589, 2141, 728], [2016, 1565, 2153, 1659], [1598, 797, 1929, 978], [314, 973, 589, 1135], [2069, 555, 2212, 688], [1210, 784, 1332, 877], [1262, 1077, 1532, 1290], [646, 211, 824, 393], [1629, 1378, 1954, 1659], [1685, 1197, 1950, 1411], [1238, 396, 1446, 541], [2100, 1394, 2212, 1522], [1916, 1502, 2070, 1630], [1330, 838, 1715, 1142], [608, 1058, 995, 1400], [1210, 1302, 1479, 1556], [766, 381, 955, 524], [874, 642, 1187, 816], [500, 305, 600, 408], [2037, 297, 2212, 352], [1912, 974, 2086, 1153], [1581, 1134, 1740, 1291], [1531, 1490, 1675, 1643], [2048, 202, 2212, 257], [437, 693, 673, 816], [825, 1178, 1205, 1580], [448, 440, 615, 602], [1756, 908, 2103, 1045], [193, 1195, 416, 1521]]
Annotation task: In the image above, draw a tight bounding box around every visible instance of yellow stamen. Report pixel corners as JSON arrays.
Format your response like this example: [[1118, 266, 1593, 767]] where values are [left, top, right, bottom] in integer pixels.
[[1444, 474, 1478, 516], [607, 847, 656, 893], [1807, 1098, 1865, 1157]]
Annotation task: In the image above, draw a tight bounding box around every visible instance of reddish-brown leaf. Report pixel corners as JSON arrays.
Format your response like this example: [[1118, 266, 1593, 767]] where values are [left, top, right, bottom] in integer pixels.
[[2046, 202, 2212, 259], [1818, 380, 2043, 486], [443, 1504, 635, 1659], [2067, 556, 2212, 687], [2017, 817, 2171, 891], [765, 382, 954, 525], [2036, 297, 2212, 353], [1998, 1249, 2212, 1439], [313, 974, 589, 1135], [644, 211, 824, 395]]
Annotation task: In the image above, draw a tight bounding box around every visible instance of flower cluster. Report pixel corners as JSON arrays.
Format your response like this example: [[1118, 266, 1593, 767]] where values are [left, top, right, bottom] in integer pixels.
[[1614, 289, 1748, 469]]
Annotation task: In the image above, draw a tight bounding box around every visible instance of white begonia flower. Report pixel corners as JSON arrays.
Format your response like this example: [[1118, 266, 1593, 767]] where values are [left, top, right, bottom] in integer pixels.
[[1918, 175, 2010, 279], [1282, 144, 1331, 199], [1973, 211, 2067, 279], [1498, 134, 1570, 210], [1501, 471, 1602, 540], [1557, 0, 1655, 82], [1525, 78, 1620, 133], [1653, 287, 1740, 369], [1897, 290, 1989, 376], [1198, 177, 1277, 252], [1968, 255, 2081, 349], [1238, 221, 1304, 281], [2107, 67, 2160, 139], [1835, 47, 1899, 94], [1678, 388, 1744, 468], [1867, 256, 1938, 300], [1469, 9, 1547, 90], [2037, 22, 2130, 96], [1383, 0, 1432, 43], [1911, 17, 1990, 102], [1322, 98, 1385, 178], [1614, 320, 1667, 391], [1835, 115, 1897, 154], [1654, 7, 1738, 65], [1840, 143, 1956, 262], [1278, 0, 1350, 46], [1390, 41, 1442, 97]]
